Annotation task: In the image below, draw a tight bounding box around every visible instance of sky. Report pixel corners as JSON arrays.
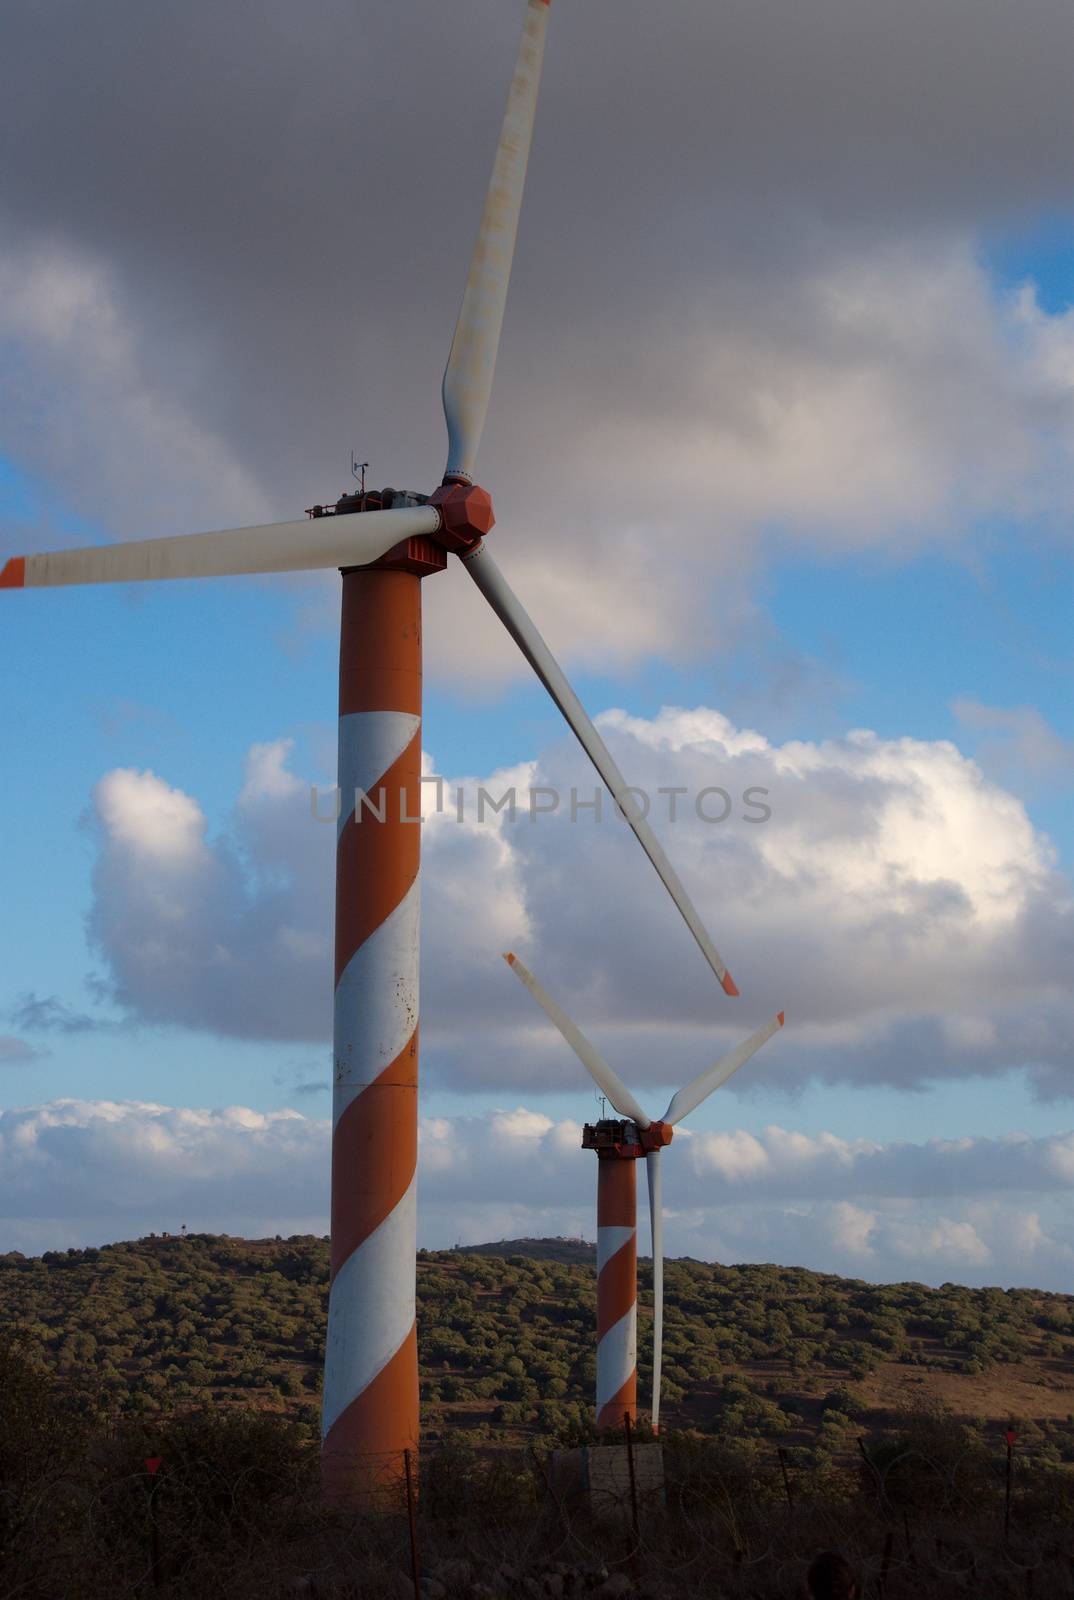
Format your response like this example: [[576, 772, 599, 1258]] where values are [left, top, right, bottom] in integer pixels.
[[1, 0, 1072, 1290]]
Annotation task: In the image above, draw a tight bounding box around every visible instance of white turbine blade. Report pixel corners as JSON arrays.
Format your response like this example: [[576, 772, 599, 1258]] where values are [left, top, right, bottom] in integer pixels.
[[0, 506, 442, 591], [647, 1150, 664, 1433], [442, 0, 551, 481], [503, 952, 650, 1128], [472, 544, 739, 997], [661, 1011, 785, 1128]]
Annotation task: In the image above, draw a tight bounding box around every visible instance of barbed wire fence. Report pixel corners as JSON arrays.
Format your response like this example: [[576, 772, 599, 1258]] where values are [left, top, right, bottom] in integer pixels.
[[3, 1426, 1074, 1599]]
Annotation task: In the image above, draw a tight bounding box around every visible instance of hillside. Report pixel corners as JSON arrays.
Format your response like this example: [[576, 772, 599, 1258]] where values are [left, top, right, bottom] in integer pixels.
[[456, 1236, 596, 1266], [3, 1234, 1074, 1460]]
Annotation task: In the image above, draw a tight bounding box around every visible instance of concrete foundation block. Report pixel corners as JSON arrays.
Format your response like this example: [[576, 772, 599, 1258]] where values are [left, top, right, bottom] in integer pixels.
[[549, 1443, 665, 1523]]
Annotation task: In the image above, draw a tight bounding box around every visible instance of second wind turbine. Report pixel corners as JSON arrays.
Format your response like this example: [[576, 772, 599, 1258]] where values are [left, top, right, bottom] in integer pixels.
[[505, 952, 784, 1431]]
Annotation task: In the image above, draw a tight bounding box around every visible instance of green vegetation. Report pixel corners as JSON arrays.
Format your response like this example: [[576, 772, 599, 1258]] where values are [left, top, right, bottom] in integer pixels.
[[2, 1327, 1073, 1599], [3, 1241, 1074, 1596], [1, 1233, 1073, 1458]]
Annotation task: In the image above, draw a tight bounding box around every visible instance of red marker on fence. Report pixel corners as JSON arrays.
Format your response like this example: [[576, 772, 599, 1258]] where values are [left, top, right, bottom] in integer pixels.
[[144, 1457, 163, 1476]]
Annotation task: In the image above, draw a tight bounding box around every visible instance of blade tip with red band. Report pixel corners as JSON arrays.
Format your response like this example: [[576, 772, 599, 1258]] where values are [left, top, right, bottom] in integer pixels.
[[777, 1010, 785, 1027], [721, 970, 740, 997], [0, 557, 26, 589], [503, 951, 516, 966]]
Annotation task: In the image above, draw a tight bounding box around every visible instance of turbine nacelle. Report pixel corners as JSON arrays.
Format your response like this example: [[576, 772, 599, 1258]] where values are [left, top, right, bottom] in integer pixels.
[[581, 1118, 674, 1159], [581, 1118, 646, 1160]]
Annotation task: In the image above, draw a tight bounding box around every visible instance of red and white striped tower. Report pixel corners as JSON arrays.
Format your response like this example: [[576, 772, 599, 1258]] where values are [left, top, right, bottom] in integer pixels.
[[0, 0, 758, 1501], [585, 1120, 641, 1430], [321, 531, 445, 1505]]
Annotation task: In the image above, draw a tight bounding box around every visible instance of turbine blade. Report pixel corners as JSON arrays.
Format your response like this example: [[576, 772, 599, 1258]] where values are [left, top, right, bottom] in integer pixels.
[[0, 506, 442, 590], [647, 1150, 664, 1433], [661, 1010, 785, 1128], [471, 544, 738, 996], [503, 952, 650, 1128], [442, 0, 552, 481]]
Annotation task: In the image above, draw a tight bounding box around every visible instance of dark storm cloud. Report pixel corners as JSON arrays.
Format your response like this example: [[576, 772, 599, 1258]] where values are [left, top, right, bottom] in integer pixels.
[[3, 0, 1074, 551]]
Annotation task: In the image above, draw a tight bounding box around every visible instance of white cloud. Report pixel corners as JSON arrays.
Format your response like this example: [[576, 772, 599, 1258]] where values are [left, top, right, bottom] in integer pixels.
[[94, 768, 208, 862], [82, 706, 1074, 1096], [888, 1216, 992, 1269], [489, 1108, 554, 1141], [685, 1126, 828, 1188], [3, 1098, 1073, 1289], [87, 749, 333, 1040], [1043, 1135, 1074, 1183], [688, 1129, 769, 1183], [828, 1202, 877, 1258], [0, 1098, 322, 1224], [689, 1123, 1074, 1202], [240, 739, 305, 806]]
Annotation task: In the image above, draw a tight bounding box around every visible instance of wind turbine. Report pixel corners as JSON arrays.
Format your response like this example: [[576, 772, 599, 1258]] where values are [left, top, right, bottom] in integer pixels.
[[503, 952, 783, 1431], [0, 1, 742, 1504]]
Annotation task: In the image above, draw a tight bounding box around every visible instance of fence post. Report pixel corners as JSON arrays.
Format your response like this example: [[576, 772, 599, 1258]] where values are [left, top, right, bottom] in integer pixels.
[[623, 1412, 640, 1539], [1005, 1428, 1017, 1541], [879, 1529, 893, 1597], [144, 1457, 163, 1591], [404, 1449, 420, 1600], [777, 1446, 794, 1509]]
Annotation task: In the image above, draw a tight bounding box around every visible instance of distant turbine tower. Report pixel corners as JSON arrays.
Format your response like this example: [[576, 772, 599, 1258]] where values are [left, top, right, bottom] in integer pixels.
[[2, 0, 741, 1504], [504, 953, 783, 1430]]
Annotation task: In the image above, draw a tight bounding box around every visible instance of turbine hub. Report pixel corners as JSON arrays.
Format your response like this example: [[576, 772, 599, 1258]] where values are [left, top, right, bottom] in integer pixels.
[[429, 481, 495, 554]]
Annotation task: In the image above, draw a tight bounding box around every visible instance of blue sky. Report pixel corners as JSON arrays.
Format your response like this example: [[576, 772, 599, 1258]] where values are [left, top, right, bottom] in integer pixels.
[[3, 423, 1070, 1140], [1, 0, 1073, 1288]]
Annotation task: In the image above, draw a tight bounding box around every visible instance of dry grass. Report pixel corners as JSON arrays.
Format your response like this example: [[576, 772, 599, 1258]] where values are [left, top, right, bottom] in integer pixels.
[[4, 1395, 1074, 1599]]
